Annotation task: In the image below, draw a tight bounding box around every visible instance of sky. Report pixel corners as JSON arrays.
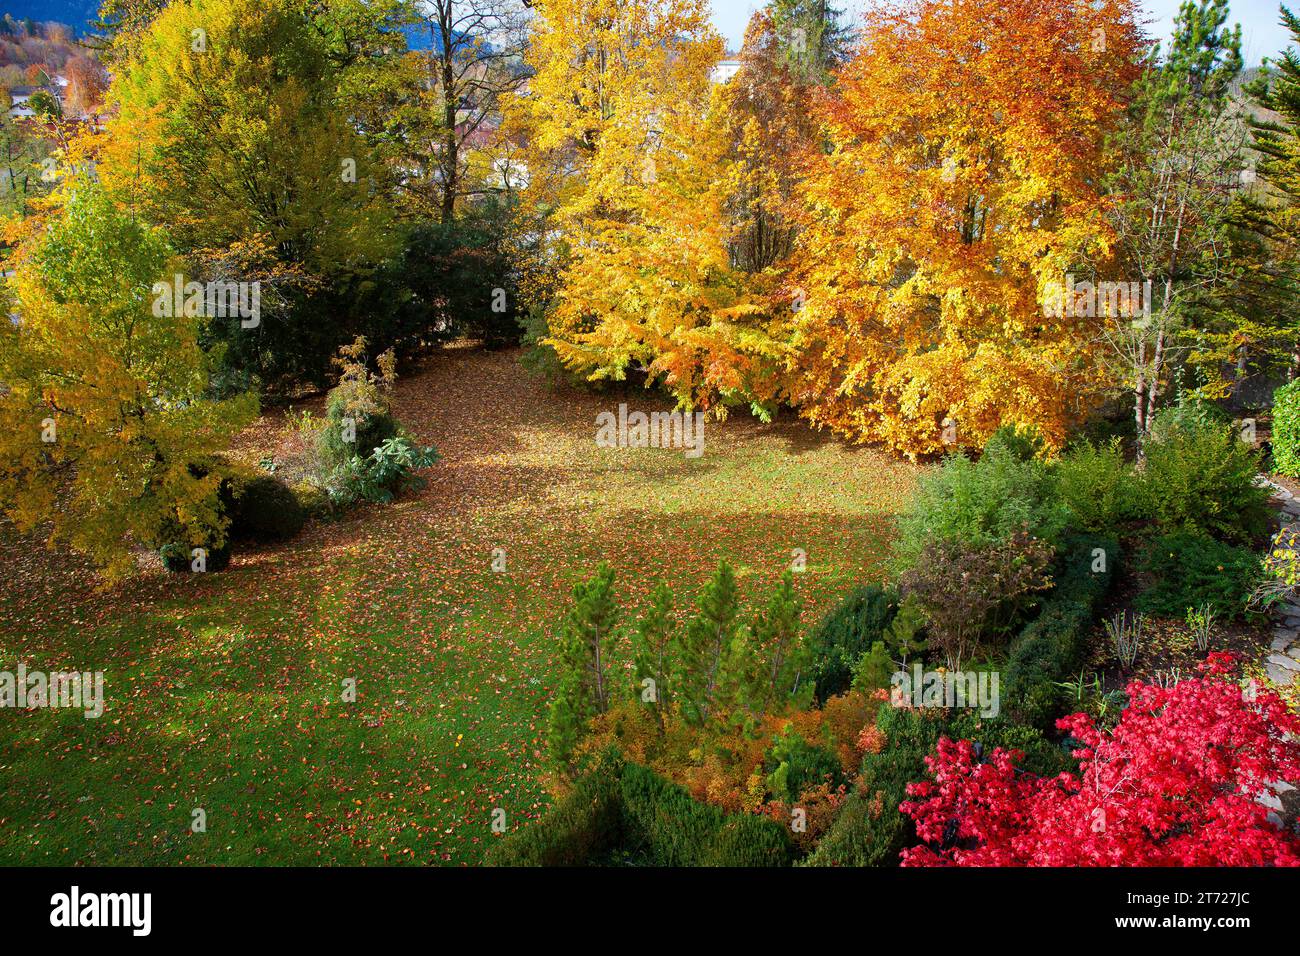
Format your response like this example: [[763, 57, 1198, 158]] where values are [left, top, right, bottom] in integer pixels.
[[710, 0, 1295, 64]]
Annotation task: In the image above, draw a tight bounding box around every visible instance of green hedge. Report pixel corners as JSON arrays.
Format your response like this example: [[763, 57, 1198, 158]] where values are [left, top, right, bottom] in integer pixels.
[[484, 750, 793, 867], [1004, 533, 1118, 730], [1274, 380, 1300, 479]]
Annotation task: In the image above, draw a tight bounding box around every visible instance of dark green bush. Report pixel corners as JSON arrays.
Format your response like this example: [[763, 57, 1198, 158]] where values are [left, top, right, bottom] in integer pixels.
[[1137, 407, 1270, 544], [160, 540, 232, 574], [485, 750, 792, 867], [763, 726, 844, 803], [1274, 380, 1300, 478], [1004, 534, 1118, 730], [1135, 532, 1261, 621], [806, 584, 898, 703], [483, 751, 626, 867], [227, 474, 306, 542]]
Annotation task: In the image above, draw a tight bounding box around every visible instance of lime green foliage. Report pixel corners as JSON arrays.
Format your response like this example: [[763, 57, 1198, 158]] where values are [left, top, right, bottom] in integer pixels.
[[0, 178, 256, 581], [1136, 532, 1261, 621], [1274, 380, 1300, 478], [1054, 439, 1141, 534], [485, 750, 793, 866], [984, 423, 1047, 462], [805, 583, 898, 703], [1137, 406, 1269, 543], [896, 441, 1069, 568]]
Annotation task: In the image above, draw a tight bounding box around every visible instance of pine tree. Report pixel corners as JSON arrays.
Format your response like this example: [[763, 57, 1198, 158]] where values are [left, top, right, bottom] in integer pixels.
[[547, 563, 620, 769], [1242, 4, 1300, 382], [747, 570, 808, 711], [632, 581, 675, 728], [674, 561, 741, 727]]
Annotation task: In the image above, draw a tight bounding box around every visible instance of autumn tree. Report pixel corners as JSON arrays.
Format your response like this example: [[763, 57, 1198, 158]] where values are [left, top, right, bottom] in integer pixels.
[[100, 0, 405, 387], [509, 0, 778, 412], [787, 0, 1143, 458], [0, 178, 256, 581]]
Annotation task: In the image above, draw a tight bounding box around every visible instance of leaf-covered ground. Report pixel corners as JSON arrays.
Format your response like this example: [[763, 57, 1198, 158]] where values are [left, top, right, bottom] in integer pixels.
[[0, 347, 920, 865]]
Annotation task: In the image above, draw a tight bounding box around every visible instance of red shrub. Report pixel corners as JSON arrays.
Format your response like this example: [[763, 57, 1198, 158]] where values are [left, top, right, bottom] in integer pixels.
[[900, 655, 1300, 866]]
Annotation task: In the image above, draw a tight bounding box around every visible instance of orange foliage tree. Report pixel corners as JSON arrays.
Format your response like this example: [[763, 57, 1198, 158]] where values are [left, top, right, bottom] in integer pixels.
[[786, 0, 1144, 457]]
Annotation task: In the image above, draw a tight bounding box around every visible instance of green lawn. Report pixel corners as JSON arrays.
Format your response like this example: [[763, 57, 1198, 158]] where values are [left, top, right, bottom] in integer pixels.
[[0, 348, 920, 865]]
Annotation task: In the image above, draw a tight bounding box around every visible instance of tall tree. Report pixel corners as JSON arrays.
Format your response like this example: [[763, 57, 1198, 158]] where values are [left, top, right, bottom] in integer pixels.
[[417, 0, 530, 222], [787, 0, 1143, 458], [509, 0, 773, 411], [1241, 4, 1300, 383], [1103, 0, 1247, 438], [100, 0, 407, 387]]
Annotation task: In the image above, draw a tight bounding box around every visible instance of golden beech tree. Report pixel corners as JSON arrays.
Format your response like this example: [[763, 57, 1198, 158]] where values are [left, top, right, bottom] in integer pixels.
[[788, 0, 1144, 458], [0, 178, 256, 582], [508, 0, 780, 412]]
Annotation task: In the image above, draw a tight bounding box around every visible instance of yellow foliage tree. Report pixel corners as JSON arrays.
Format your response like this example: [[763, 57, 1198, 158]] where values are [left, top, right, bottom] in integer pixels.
[[0, 177, 256, 581], [508, 0, 779, 412], [787, 0, 1144, 458]]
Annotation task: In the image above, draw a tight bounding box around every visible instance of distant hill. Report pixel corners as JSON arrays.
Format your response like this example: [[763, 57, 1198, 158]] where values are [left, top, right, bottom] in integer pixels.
[[3, 3, 437, 50], [1, 2, 100, 34]]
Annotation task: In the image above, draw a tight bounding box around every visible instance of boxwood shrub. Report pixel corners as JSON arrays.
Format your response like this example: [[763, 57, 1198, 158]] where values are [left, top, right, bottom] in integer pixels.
[[1003, 533, 1119, 730]]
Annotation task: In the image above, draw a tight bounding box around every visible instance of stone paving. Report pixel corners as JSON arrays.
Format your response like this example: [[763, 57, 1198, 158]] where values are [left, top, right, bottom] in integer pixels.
[[1256, 477, 1300, 831], [1259, 477, 1300, 686]]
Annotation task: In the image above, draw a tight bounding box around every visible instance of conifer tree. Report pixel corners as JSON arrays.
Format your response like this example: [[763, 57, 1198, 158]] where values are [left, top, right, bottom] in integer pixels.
[[674, 561, 741, 727], [632, 581, 676, 728], [547, 563, 620, 769]]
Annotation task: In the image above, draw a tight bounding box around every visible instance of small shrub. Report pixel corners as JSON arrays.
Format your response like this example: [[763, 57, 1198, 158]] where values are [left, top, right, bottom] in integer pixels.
[[764, 726, 844, 803], [227, 474, 305, 542], [896, 441, 1069, 567], [317, 337, 400, 472], [899, 531, 1054, 668], [1137, 408, 1270, 544], [1274, 380, 1300, 478], [326, 436, 440, 506], [805, 584, 898, 703], [1136, 532, 1261, 621], [1053, 438, 1140, 535]]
